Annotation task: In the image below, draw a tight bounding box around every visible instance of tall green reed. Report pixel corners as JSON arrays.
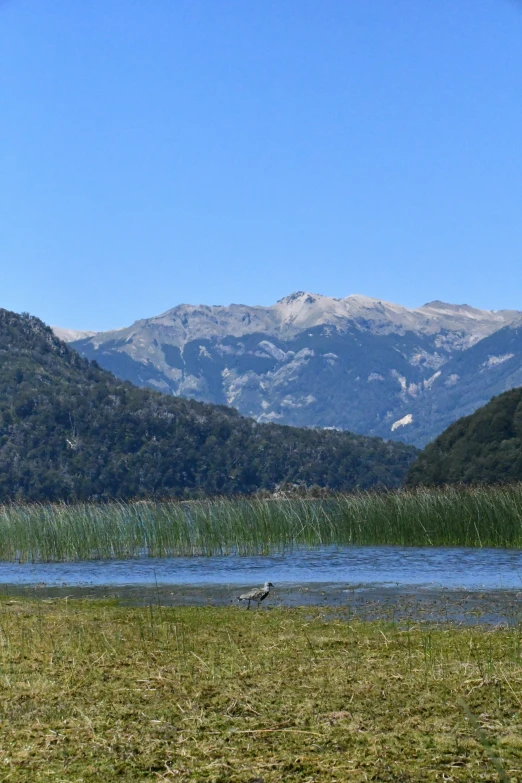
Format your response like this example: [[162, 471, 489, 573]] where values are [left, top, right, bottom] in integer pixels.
[[0, 484, 522, 562]]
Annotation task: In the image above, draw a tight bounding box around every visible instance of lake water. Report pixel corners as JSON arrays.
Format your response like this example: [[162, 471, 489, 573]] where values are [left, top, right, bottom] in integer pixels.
[[1, 545, 522, 590]]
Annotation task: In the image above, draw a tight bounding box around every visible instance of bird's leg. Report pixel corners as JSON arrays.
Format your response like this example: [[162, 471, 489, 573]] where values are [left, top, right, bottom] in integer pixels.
[[247, 600, 251, 610]]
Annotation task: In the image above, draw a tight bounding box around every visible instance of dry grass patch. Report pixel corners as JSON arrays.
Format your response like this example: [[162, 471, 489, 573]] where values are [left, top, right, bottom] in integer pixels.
[[0, 600, 521, 781]]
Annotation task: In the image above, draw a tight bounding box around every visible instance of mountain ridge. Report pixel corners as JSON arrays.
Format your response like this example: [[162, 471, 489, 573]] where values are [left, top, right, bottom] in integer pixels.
[[0, 307, 418, 501], [61, 292, 520, 348], [52, 292, 522, 447]]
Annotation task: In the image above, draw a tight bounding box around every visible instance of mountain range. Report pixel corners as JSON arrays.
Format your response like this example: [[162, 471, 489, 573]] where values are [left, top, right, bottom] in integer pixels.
[[0, 308, 416, 501], [58, 292, 522, 447]]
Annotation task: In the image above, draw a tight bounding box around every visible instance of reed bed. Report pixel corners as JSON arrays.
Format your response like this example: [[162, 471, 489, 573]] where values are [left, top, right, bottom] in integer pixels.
[[1, 484, 522, 562]]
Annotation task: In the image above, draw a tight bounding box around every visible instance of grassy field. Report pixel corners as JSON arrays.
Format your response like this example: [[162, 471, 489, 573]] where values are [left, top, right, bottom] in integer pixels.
[[0, 598, 521, 782], [2, 484, 522, 561]]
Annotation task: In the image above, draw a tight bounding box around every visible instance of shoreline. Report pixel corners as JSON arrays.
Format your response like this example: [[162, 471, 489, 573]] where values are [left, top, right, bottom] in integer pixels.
[[2, 582, 521, 625]]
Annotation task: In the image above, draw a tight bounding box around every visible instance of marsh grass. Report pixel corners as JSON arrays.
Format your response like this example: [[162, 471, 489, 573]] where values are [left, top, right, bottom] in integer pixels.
[[2, 484, 522, 561], [0, 599, 521, 781]]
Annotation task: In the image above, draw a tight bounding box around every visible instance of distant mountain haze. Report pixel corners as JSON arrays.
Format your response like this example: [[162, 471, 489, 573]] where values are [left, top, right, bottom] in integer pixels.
[[54, 292, 522, 447]]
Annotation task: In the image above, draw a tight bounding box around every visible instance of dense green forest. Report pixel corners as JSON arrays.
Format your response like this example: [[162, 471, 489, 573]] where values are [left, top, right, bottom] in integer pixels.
[[406, 387, 522, 486], [0, 309, 417, 501]]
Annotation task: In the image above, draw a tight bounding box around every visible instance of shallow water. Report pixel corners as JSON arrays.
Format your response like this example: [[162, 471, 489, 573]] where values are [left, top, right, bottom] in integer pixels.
[[1, 545, 522, 590]]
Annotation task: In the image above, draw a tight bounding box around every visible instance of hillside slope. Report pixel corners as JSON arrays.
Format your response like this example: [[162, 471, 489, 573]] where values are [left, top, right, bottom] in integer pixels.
[[401, 322, 522, 446], [406, 387, 522, 486], [65, 292, 522, 446], [0, 309, 418, 501]]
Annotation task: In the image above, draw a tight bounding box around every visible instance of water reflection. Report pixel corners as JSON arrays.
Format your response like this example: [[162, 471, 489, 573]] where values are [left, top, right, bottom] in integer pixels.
[[1, 545, 522, 589]]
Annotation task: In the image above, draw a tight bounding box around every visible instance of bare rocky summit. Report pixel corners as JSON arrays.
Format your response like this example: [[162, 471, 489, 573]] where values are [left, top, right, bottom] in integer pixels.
[[52, 327, 97, 343], [56, 292, 522, 446]]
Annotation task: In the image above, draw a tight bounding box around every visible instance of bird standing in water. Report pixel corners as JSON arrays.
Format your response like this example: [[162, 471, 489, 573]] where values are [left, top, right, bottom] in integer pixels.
[[238, 581, 274, 610]]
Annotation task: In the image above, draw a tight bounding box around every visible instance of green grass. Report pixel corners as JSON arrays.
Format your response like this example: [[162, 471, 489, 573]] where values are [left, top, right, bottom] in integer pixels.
[[0, 599, 521, 781], [2, 484, 522, 562]]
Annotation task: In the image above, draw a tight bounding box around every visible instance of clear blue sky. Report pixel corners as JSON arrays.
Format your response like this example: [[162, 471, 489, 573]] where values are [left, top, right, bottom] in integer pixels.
[[1, 0, 521, 331]]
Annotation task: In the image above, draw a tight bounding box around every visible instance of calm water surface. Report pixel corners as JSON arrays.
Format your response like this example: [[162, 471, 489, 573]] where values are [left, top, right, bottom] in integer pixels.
[[1, 546, 522, 590]]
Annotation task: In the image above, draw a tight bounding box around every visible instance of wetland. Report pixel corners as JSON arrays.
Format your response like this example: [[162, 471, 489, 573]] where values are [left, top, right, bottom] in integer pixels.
[[1, 488, 522, 780], [2, 485, 522, 563]]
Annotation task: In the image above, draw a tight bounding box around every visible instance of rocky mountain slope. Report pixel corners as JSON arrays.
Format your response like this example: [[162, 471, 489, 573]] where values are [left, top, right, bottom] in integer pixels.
[[52, 327, 97, 342], [0, 308, 417, 501], [401, 320, 522, 445], [62, 292, 522, 447]]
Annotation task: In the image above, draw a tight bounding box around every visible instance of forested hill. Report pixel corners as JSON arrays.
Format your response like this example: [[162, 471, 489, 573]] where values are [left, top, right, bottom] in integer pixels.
[[406, 387, 522, 487], [0, 309, 418, 501]]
